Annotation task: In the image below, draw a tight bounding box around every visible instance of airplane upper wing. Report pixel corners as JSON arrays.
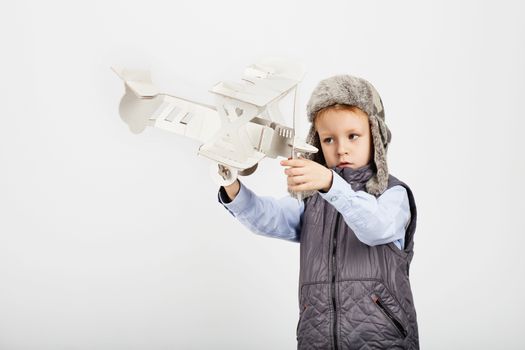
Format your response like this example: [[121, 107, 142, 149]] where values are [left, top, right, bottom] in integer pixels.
[[209, 57, 305, 107]]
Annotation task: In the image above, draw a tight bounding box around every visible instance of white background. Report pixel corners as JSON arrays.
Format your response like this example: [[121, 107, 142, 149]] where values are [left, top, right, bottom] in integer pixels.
[[1, 0, 524, 349]]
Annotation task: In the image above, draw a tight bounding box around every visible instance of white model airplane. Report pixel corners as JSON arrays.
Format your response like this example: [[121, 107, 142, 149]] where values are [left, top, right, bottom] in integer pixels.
[[112, 58, 318, 199]]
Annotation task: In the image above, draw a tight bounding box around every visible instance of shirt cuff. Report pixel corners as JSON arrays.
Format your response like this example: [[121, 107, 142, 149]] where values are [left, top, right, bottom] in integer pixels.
[[317, 170, 362, 223], [217, 181, 254, 216]]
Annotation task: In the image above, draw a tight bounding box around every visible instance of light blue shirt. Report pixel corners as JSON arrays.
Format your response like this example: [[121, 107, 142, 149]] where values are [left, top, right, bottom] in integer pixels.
[[218, 170, 410, 250]]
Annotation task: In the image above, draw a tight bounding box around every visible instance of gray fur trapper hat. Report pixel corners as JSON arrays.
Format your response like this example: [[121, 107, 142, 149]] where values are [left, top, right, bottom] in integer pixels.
[[304, 74, 392, 196]]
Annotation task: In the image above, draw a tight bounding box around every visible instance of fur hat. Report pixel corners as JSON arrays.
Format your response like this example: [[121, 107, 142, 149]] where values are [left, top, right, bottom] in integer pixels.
[[303, 74, 392, 197]]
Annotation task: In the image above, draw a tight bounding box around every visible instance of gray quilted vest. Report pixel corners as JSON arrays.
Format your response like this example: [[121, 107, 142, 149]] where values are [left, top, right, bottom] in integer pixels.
[[296, 163, 418, 349]]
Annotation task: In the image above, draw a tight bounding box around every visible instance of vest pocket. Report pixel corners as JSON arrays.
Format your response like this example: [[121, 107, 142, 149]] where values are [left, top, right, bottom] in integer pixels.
[[371, 293, 408, 338]]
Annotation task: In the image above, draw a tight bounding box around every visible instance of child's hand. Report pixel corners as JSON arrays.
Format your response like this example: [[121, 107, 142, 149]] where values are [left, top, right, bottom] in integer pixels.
[[280, 157, 333, 193]]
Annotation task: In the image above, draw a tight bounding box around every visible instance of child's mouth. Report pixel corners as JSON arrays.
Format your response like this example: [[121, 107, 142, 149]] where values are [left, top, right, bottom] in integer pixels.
[[337, 162, 352, 167]]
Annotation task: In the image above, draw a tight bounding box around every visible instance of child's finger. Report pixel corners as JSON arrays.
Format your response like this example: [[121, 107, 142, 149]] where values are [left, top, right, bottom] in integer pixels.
[[284, 166, 306, 176], [280, 158, 307, 167], [288, 182, 310, 192], [287, 175, 308, 186]]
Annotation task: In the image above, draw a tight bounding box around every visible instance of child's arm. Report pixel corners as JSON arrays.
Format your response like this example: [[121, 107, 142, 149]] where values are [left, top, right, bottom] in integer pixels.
[[218, 180, 304, 242], [319, 171, 409, 250]]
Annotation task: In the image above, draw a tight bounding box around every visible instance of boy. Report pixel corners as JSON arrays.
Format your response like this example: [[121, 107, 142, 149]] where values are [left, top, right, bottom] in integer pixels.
[[218, 75, 418, 349]]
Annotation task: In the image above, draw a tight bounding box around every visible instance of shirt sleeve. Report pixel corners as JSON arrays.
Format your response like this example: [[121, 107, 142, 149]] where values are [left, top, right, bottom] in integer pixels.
[[217, 181, 304, 242], [318, 170, 410, 250]]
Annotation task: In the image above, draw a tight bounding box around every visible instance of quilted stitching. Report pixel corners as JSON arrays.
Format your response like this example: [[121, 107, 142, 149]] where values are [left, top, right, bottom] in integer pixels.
[[297, 280, 412, 349], [297, 283, 332, 349], [338, 280, 408, 349]]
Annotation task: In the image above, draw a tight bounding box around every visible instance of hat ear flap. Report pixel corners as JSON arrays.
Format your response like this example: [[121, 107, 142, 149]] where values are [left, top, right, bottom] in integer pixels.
[[366, 115, 389, 196], [376, 116, 391, 148]]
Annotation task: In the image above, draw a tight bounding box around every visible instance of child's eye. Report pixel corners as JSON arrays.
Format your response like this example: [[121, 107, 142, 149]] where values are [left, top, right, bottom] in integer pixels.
[[323, 137, 333, 144], [349, 134, 359, 140]]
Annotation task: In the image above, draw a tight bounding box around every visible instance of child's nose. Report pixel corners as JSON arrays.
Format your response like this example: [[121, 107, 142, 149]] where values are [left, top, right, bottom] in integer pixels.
[[337, 141, 350, 154]]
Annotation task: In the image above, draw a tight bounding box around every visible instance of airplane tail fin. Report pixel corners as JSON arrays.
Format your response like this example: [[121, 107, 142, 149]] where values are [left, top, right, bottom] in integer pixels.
[[111, 66, 159, 98]]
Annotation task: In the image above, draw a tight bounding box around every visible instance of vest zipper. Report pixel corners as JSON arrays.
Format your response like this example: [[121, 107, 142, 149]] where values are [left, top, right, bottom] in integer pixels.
[[331, 212, 339, 350]]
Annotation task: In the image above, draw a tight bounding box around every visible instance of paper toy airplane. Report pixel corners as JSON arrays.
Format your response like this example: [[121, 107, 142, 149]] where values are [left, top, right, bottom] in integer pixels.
[[112, 58, 318, 199]]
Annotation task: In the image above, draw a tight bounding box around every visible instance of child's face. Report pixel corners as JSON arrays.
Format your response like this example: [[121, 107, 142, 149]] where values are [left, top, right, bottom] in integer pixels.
[[314, 107, 373, 169]]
